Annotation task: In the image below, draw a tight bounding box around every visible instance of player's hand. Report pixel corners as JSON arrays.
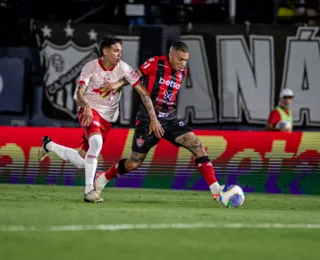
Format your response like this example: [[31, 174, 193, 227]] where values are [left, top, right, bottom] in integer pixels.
[[82, 105, 93, 126], [103, 81, 122, 94], [149, 119, 164, 139]]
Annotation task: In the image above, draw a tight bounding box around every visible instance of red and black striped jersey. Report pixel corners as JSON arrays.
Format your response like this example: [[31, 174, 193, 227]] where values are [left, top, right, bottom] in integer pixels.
[[136, 55, 188, 120]]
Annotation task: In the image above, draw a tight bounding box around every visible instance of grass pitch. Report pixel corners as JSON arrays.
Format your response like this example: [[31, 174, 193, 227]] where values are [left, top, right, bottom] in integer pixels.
[[1, 184, 320, 260]]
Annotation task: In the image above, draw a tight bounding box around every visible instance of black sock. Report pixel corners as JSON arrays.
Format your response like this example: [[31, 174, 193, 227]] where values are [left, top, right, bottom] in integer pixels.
[[118, 159, 128, 175]]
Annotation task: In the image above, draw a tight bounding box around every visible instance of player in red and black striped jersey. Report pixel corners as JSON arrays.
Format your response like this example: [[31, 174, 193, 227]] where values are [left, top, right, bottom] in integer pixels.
[[94, 41, 224, 202], [136, 55, 187, 120]]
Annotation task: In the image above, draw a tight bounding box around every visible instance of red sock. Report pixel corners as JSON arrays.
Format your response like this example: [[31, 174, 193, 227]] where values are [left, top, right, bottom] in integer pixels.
[[105, 159, 128, 181], [196, 160, 217, 186], [105, 163, 120, 181]]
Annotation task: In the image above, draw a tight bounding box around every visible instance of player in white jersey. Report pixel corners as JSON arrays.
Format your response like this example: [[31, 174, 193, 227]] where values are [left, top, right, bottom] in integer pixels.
[[37, 35, 164, 202]]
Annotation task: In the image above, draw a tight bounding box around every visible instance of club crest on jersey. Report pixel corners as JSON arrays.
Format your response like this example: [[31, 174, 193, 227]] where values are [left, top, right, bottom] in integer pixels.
[[40, 40, 99, 119], [92, 87, 113, 98], [136, 136, 145, 147], [164, 91, 174, 102]]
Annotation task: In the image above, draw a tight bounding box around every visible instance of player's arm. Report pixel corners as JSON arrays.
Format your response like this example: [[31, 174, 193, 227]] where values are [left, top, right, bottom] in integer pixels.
[[74, 84, 89, 108], [116, 69, 143, 88], [104, 57, 157, 92], [74, 84, 92, 127], [265, 123, 278, 131], [122, 61, 164, 138], [134, 83, 164, 138], [265, 110, 280, 131], [73, 63, 93, 126]]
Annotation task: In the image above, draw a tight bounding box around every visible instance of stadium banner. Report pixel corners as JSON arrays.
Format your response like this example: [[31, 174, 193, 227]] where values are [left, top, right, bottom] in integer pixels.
[[0, 57, 25, 113], [32, 22, 320, 129], [1, 127, 320, 195]]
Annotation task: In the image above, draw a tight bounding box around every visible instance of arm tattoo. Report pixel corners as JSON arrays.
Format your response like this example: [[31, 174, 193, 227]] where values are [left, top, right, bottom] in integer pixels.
[[74, 84, 89, 108], [141, 95, 157, 120], [127, 152, 147, 164]]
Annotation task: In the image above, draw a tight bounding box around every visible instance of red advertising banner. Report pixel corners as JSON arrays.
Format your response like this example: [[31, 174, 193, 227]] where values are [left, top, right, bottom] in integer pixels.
[[1, 127, 320, 194]]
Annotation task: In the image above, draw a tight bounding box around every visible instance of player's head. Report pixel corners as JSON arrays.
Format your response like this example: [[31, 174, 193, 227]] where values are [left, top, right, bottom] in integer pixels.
[[279, 88, 294, 109], [169, 41, 189, 72], [99, 35, 123, 65]]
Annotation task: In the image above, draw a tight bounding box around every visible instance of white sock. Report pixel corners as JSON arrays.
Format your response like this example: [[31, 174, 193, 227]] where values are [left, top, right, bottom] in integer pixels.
[[46, 142, 85, 169], [85, 135, 103, 194], [209, 182, 221, 194]]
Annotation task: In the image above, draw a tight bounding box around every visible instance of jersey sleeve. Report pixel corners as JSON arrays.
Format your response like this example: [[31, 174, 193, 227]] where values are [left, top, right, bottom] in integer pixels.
[[139, 56, 158, 76], [268, 110, 281, 126], [78, 62, 94, 87], [122, 62, 141, 87]]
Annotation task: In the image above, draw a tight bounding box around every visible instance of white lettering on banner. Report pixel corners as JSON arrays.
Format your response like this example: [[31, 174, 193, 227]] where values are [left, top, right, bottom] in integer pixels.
[[119, 35, 217, 125], [216, 35, 275, 124], [177, 35, 217, 123], [119, 36, 140, 125], [281, 27, 320, 126]]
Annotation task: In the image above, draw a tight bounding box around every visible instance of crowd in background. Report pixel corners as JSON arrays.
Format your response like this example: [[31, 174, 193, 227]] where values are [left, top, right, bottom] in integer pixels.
[[0, 0, 319, 27]]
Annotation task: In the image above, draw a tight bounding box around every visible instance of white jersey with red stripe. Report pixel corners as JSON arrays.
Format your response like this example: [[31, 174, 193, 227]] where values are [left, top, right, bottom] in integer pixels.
[[77, 58, 140, 122]]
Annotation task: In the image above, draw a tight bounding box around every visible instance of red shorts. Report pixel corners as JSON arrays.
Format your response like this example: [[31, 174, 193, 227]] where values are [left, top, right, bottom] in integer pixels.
[[78, 108, 112, 152]]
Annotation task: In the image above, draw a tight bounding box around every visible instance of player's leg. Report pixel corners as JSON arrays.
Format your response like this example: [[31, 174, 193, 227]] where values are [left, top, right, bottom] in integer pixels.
[[80, 108, 111, 203], [37, 136, 85, 168], [76, 133, 102, 203], [84, 133, 103, 193], [94, 151, 147, 193], [94, 121, 159, 194], [165, 121, 223, 201]]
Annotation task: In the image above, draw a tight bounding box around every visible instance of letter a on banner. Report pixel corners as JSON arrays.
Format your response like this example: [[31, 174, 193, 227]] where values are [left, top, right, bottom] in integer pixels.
[[281, 27, 320, 127], [216, 35, 275, 124]]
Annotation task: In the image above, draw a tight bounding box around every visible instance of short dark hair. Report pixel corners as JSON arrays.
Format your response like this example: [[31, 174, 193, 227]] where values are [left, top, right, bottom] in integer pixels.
[[170, 41, 189, 53], [99, 35, 122, 55]]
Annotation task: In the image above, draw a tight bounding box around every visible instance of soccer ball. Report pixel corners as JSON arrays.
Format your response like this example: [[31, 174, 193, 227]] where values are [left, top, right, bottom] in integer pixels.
[[220, 185, 245, 208], [276, 121, 292, 131]]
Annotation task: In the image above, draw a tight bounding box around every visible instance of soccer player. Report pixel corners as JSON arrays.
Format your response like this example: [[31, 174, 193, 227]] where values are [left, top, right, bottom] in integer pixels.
[[94, 41, 224, 201], [37, 35, 164, 203]]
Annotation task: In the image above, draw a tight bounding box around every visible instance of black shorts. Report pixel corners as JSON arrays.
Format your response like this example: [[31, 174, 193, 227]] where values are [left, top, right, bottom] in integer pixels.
[[132, 119, 192, 154]]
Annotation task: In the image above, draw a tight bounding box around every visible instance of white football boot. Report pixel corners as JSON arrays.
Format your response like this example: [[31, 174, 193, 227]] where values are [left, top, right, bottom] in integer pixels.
[[94, 171, 108, 195], [84, 190, 103, 203], [212, 184, 225, 202], [37, 136, 52, 162]]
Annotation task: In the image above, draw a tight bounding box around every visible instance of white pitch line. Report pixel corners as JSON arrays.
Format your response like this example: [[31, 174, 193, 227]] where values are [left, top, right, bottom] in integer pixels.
[[1, 223, 320, 232]]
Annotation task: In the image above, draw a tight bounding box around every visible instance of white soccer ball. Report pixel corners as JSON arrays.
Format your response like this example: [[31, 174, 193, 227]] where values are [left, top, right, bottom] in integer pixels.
[[220, 185, 245, 208], [276, 121, 292, 130]]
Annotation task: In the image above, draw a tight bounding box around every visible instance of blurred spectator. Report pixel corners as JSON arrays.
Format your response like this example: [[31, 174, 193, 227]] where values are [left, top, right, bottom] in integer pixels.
[[236, 0, 275, 23], [278, 0, 320, 24], [278, 0, 297, 17], [266, 89, 294, 133]]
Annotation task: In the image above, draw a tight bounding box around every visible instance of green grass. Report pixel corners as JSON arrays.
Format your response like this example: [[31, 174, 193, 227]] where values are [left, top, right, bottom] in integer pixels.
[[1, 184, 320, 260]]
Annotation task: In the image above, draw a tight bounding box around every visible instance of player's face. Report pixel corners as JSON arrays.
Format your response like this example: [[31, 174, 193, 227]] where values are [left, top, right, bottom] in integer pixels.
[[103, 43, 122, 65], [170, 50, 189, 71], [280, 96, 293, 108]]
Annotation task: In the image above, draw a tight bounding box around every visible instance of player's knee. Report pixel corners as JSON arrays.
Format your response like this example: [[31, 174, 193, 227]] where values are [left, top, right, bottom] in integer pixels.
[[77, 158, 85, 169], [125, 161, 142, 171], [78, 149, 86, 159], [88, 134, 103, 155]]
